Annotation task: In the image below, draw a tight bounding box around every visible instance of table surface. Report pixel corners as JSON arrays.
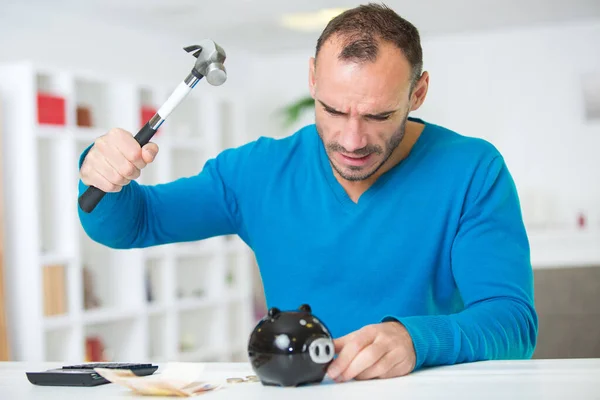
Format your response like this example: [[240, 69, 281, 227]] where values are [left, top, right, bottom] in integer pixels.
[[1, 359, 599, 399]]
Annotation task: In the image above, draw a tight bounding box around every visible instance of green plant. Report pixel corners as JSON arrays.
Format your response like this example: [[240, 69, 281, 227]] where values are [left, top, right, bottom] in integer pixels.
[[279, 95, 315, 127]]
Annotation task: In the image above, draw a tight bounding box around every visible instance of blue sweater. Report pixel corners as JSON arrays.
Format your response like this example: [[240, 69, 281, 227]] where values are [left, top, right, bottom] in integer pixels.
[[78, 118, 538, 370]]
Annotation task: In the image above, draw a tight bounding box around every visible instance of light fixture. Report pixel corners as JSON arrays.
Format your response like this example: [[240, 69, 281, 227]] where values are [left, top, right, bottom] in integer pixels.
[[280, 8, 348, 32]]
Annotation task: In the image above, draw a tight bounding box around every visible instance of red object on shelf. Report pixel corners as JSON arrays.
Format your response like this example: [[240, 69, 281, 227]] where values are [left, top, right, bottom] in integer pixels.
[[85, 336, 105, 362], [37, 92, 66, 125], [578, 213, 586, 229], [141, 106, 157, 126]]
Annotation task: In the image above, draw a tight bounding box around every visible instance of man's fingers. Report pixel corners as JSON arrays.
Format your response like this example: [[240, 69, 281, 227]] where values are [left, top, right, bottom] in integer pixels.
[[354, 348, 398, 380], [87, 168, 122, 193], [328, 326, 377, 380], [380, 357, 413, 379], [333, 332, 354, 353], [110, 129, 146, 170], [96, 152, 131, 187], [337, 342, 388, 382], [101, 140, 141, 181], [142, 143, 159, 164]]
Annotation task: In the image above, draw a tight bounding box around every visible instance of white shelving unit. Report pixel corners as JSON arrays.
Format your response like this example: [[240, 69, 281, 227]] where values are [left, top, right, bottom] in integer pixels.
[[0, 61, 255, 363], [528, 228, 600, 269]]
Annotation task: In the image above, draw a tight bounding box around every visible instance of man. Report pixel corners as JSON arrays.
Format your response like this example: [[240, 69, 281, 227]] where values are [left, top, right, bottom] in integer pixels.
[[78, 3, 537, 382]]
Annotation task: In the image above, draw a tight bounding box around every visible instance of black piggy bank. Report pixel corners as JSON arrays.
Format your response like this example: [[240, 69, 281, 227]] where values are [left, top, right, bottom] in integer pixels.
[[247, 304, 334, 387]]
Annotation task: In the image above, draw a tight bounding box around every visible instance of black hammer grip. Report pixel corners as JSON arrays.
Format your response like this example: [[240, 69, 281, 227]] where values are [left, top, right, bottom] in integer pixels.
[[77, 122, 157, 213]]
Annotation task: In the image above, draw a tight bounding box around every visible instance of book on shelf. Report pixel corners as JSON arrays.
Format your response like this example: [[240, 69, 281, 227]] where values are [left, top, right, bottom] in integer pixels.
[[37, 92, 66, 126], [42, 264, 68, 316]]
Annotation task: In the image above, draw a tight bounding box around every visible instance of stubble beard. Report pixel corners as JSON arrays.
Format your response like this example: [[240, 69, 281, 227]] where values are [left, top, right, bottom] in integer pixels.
[[317, 114, 408, 182]]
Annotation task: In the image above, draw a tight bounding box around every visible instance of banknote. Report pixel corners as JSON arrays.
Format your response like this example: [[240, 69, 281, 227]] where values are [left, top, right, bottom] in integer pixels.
[[94, 363, 221, 397]]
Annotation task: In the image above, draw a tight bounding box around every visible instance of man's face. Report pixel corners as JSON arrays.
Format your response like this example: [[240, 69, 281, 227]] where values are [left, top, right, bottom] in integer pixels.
[[309, 38, 415, 182]]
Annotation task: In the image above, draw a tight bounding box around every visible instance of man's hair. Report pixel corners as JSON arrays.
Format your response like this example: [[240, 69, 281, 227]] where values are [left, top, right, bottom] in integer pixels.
[[315, 3, 423, 87]]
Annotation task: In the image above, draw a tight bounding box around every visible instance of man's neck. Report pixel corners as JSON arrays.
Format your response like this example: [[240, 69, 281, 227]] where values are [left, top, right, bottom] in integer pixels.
[[334, 119, 425, 203]]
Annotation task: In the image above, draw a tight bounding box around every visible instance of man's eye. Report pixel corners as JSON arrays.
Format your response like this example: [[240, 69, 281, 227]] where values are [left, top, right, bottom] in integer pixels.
[[325, 108, 344, 116], [368, 115, 390, 121]]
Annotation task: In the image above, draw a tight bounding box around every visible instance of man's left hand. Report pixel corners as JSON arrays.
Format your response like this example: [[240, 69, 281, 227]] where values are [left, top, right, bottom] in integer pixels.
[[326, 321, 416, 382]]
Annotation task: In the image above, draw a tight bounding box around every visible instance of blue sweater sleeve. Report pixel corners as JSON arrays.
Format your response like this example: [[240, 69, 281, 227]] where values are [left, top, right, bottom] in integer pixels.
[[385, 155, 538, 370], [77, 145, 247, 249]]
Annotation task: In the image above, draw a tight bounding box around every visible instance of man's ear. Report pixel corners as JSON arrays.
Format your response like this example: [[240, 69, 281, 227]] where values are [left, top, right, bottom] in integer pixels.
[[409, 71, 429, 112], [308, 57, 317, 99]]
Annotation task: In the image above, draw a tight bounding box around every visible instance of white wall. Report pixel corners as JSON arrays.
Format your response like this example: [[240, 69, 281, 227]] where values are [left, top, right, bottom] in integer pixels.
[[0, 3, 251, 94], [245, 20, 600, 232]]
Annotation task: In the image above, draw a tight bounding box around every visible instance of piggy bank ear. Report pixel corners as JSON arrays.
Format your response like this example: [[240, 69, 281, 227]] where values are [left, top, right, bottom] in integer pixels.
[[299, 304, 312, 313], [268, 307, 281, 317]]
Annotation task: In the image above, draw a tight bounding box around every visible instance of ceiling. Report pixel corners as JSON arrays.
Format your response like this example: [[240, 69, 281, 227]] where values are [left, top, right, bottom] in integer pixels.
[[9, 0, 600, 54]]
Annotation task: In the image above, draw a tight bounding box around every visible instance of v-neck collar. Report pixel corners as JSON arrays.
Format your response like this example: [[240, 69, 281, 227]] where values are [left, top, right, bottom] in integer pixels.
[[316, 117, 432, 212]]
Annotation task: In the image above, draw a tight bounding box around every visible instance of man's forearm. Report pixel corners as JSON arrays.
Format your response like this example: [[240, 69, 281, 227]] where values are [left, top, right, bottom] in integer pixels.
[[385, 298, 538, 370], [77, 155, 242, 249]]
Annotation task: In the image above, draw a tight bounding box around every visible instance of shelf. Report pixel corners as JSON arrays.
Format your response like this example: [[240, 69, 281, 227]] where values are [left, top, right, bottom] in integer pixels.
[[72, 127, 105, 143], [172, 147, 208, 179], [529, 229, 600, 269], [36, 125, 68, 138], [79, 232, 115, 310], [40, 252, 73, 267], [147, 304, 167, 316], [176, 345, 229, 362], [148, 313, 167, 361], [177, 307, 222, 361], [173, 239, 223, 257], [44, 314, 74, 331], [36, 125, 112, 143], [175, 252, 224, 301], [159, 136, 204, 150], [145, 257, 165, 305], [224, 238, 250, 254], [84, 319, 142, 362], [226, 300, 253, 352], [176, 296, 219, 312], [74, 78, 110, 130], [45, 327, 80, 363], [163, 94, 202, 139], [82, 307, 138, 325], [218, 98, 236, 149], [143, 239, 224, 259]]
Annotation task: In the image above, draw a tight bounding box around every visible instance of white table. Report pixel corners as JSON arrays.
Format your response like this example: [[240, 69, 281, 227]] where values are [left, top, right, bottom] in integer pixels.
[[1, 359, 599, 399]]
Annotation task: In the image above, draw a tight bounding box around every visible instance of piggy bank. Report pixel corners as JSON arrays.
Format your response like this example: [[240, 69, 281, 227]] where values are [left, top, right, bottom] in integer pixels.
[[247, 304, 334, 387]]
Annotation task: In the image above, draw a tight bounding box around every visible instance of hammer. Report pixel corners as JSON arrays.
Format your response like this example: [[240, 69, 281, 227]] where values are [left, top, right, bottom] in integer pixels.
[[78, 39, 227, 213]]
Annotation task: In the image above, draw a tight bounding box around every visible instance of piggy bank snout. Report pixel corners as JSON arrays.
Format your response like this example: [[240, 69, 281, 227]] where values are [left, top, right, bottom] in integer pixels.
[[308, 336, 334, 364]]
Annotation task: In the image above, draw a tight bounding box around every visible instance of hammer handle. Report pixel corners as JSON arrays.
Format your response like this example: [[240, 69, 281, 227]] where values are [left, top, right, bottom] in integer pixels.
[[77, 122, 157, 213]]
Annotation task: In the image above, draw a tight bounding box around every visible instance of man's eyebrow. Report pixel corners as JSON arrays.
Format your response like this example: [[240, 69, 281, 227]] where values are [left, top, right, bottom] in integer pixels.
[[318, 100, 398, 117], [365, 109, 398, 118], [318, 100, 343, 113]]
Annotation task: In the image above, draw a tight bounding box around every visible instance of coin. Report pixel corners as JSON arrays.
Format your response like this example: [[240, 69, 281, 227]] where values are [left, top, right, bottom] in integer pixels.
[[226, 377, 245, 384], [245, 375, 259, 382]]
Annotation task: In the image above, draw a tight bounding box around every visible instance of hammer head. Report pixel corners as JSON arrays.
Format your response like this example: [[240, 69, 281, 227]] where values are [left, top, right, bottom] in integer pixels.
[[184, 39, 227, 86]]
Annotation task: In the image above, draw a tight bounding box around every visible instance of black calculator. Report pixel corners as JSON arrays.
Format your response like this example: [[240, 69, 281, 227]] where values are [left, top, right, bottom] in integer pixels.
[[26, 362, 159, 387]]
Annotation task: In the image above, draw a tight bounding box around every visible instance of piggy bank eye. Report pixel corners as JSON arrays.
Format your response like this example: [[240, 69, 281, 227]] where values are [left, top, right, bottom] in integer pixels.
[[299, 304, 312, 313], [308, 338, 334, 364], [268, 307, 280, 318]]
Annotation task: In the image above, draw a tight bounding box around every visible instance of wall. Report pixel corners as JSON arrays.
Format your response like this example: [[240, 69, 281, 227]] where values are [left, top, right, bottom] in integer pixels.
[[245, 20, 600, 231], [0, 3, 251, 96]]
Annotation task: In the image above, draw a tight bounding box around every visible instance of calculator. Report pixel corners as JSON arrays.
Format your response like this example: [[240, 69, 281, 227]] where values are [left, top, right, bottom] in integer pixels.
[[26, 362, 159, 386]]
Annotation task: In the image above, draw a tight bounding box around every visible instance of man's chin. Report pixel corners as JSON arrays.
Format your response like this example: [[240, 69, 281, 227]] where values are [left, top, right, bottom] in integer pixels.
[[334, 163, 379, 182]]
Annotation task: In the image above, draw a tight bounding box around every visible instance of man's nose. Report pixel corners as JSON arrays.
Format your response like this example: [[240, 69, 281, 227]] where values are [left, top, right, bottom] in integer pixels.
[[339, 118, 367, 152]]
